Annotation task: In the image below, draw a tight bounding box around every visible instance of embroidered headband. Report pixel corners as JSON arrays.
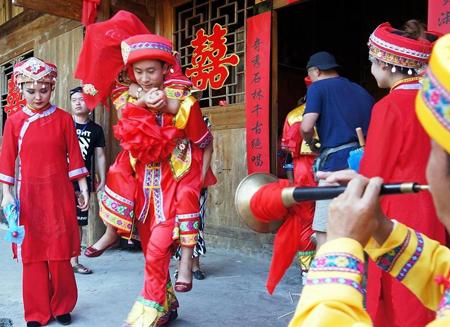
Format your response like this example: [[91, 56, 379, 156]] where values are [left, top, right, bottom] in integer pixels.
[[13, 57, 57, 86], [121, 34, 175, 66], [368, 22, 438, 74]]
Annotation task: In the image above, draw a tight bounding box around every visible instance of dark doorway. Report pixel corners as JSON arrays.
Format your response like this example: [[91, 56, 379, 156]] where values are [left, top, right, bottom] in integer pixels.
[[275, 0, 428, 176]]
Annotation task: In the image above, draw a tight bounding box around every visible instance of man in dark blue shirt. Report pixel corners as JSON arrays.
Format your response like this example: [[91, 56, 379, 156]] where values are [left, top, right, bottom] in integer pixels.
[[301, 51, 374, 246]]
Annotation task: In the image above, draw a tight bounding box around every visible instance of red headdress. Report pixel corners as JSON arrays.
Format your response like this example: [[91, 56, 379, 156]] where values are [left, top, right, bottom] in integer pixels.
[[13, 57, 57, 85], [121, 34, 175, 67], [74, 10, 151, 109], [121, 34, 176, 84], [368, 22, 440, 74]]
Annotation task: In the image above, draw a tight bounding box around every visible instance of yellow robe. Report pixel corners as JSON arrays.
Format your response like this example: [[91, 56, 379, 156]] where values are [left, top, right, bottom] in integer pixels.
[[289, 222, 450, 326]]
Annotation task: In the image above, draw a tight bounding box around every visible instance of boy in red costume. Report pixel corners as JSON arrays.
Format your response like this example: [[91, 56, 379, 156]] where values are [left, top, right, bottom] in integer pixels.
[[75, 11, 213, 326]]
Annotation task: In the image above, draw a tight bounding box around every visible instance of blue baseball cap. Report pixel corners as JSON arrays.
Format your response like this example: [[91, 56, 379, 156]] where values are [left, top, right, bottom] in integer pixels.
[[306, 51, 341, 70]]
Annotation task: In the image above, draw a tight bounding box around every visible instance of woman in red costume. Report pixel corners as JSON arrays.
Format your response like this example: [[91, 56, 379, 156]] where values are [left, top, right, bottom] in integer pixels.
[[0, 57, 90, 327], [280, 77, 317, 282], [360, 20, 446, 327], [75, 11, 213, 327]]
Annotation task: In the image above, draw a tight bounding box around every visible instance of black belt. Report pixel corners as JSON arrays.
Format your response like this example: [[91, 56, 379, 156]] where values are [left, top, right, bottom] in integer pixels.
[[313, 141, 359, 173]]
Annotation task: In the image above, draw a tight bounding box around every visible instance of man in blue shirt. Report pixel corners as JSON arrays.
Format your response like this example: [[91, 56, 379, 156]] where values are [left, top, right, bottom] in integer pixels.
[[301, 51, 374, 246]]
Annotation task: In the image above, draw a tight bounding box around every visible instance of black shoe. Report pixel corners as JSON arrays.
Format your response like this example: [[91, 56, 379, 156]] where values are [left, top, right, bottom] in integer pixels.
[[193, 269, 206, 280], [169, 309, 178, 322], [55, 313, 72, 325], [27, 322, 41, 327]]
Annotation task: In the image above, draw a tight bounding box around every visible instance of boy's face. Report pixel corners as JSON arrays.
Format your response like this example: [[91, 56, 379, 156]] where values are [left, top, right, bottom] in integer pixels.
[[133, 59, 168, 92], [70, 92, 89, 115]]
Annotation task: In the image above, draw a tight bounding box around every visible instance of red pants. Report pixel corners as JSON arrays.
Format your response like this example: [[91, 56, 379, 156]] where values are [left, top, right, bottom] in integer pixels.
[[174, 147, 203, 248], [175, 181, 201, 248], [138, 218, 175, 307], [23, 260, 77, 324]]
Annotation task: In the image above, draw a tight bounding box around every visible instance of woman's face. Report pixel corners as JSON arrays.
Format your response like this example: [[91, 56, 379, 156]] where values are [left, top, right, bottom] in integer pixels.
[[370, 60, 390, 89], [22, 82, 52, 110], [133, 60, 168, 92]]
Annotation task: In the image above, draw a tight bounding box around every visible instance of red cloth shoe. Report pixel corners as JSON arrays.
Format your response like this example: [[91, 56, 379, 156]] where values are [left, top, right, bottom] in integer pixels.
[[84, 240, 117, 258]]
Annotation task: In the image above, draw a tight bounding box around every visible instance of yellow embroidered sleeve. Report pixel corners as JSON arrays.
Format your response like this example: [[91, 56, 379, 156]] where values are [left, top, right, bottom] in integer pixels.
[[427, 316, 450, 327], [112, 90, 130, 111], [112, 91, 138, 111], [289, 238, 371, 327], [173, 96, 196, 129], [365, 222, 450, 313]]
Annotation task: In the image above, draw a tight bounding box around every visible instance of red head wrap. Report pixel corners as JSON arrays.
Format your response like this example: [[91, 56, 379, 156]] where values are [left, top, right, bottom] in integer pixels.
[[368, 22, 441, 74]]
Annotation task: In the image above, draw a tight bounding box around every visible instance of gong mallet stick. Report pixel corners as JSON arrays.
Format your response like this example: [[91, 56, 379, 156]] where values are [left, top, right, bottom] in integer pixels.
[[281, 183, 429, 206]]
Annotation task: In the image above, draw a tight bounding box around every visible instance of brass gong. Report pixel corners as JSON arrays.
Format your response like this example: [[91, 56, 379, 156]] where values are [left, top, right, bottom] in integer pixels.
[[234, 173, 284, 233]]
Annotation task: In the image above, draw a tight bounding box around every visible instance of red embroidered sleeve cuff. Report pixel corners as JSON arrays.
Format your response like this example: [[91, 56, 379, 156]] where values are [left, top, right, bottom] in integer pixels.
[[194, 130, 213, 149], [68, 167, 89, 181], [0, 173, 15, 185]]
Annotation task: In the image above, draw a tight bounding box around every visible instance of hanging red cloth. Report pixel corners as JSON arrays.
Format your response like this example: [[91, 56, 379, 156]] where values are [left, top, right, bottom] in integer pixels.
[[82, 0, 101, 26], [75, 10, 150, 109], [250, 179, 315, 294]]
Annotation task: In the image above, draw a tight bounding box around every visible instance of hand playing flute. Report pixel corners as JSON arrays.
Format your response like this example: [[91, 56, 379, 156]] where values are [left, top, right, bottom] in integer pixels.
[[320, 170, 394, 246]]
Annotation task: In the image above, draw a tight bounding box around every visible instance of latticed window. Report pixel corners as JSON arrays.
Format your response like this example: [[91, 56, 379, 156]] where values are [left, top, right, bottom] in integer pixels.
[[174, 0, 255, 108], [1, 51, 33, 132]]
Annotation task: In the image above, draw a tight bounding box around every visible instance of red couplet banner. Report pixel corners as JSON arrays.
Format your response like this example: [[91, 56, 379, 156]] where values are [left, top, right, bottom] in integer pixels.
[[428, 0, 450, 34], [245, 11, 272, 174]]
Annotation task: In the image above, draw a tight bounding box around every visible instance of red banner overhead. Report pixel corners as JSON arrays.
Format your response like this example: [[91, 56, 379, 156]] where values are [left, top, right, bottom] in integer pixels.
[[428, 0, 450, 34], [245, 11, 272, 174]]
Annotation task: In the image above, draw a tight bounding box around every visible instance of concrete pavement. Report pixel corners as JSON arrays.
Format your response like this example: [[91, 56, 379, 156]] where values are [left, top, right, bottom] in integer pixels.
[[0, 230, 304, 327]]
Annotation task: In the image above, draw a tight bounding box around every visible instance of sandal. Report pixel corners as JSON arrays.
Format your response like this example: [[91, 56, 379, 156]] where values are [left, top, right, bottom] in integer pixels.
[[84, 239, 118, 258], [192, 269, 206, 280], [174, 281, 192, 293], [72, 263, 92, 274]]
